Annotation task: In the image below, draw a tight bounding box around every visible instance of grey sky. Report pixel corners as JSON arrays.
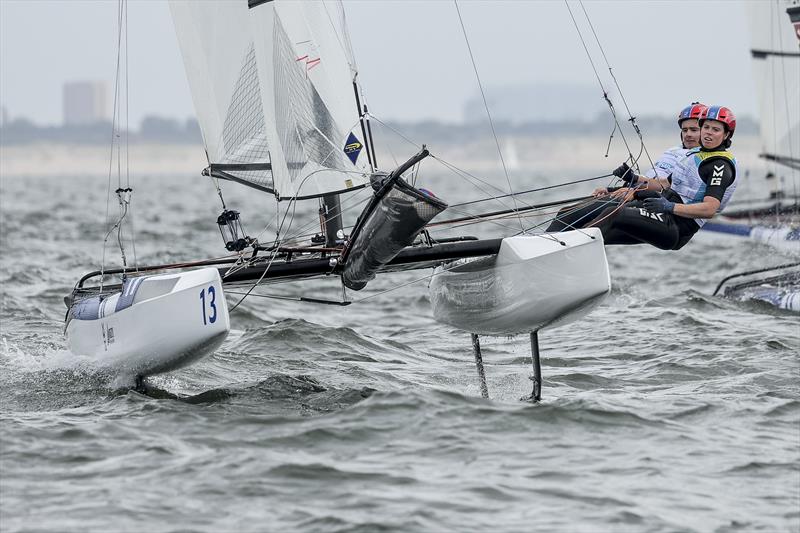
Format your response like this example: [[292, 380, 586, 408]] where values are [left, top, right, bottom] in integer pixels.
[[1, 0, 758, 127]]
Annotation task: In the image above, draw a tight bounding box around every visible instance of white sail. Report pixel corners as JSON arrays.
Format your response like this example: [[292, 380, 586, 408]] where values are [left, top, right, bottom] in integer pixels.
[[746, 0, 800, 169], [169, 0, 371, 199]]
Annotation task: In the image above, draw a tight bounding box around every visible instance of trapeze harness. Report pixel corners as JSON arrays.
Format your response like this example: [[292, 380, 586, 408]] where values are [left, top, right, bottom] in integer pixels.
[[596, 147, 737, 250]]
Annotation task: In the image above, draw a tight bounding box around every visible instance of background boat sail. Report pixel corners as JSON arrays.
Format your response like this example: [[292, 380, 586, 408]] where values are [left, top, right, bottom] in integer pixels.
[[706, 0, 799, 228], [748, 0, 800, 175]]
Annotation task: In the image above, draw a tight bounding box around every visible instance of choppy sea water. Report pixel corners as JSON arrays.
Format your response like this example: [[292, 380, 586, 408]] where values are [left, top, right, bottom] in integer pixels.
[[1, 162, 798, 532]]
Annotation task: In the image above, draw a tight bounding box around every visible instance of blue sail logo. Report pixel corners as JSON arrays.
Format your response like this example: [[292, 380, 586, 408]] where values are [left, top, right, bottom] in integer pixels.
[[343, 132, 363, 165]]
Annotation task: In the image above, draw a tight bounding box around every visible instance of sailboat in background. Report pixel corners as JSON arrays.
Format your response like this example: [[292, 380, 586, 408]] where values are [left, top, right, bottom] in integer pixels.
[[708, 0, 800, 311], [704, 0, 799, 251], [64, 0, 611, 398]]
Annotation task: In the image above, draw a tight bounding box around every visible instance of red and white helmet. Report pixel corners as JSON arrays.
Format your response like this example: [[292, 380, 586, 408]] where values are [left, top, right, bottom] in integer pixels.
[[677, 102, 708, 126], [699, 105, 736, 136]]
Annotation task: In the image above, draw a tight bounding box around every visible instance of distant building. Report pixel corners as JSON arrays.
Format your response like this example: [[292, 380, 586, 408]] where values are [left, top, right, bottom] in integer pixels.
[[63, 81, 108, 125]]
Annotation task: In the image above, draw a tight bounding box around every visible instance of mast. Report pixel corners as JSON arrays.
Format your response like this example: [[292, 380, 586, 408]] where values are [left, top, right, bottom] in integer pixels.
[[320, 193, 343, 248], [352, 80, 375, 172]]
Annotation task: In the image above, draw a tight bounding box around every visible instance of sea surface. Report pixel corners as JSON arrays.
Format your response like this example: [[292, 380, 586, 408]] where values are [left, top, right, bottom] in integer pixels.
[[1, 155, 798, 532]]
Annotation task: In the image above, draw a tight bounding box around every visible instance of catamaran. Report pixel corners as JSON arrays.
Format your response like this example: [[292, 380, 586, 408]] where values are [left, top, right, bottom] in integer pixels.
[[65, 0, 617, 397]]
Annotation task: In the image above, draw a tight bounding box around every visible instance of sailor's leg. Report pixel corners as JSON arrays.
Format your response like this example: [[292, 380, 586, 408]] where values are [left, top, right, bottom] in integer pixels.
[[545, 198, 620, 232], [592, 204, 680, 249], [471, 334, 489, 399]]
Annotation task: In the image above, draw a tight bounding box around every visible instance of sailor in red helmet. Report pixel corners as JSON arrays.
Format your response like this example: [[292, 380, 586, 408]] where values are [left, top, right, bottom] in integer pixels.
[[545, 102, 709, 232], [604, 102, 707, 194], [589, 105, 738, 249]]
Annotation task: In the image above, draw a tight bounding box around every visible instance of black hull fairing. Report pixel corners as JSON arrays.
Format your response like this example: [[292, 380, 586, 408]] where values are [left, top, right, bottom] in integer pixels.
[[340, 149, 447, 290], [219, 238, 504, 286]]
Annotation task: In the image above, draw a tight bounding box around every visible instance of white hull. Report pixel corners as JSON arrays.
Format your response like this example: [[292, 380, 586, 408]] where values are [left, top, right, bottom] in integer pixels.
[[702, 221, 800, 255], [429, 229, 611, 335], [727, 284, 800, 312], [750, 226, 800, 255], [66, 268, 230, 378]]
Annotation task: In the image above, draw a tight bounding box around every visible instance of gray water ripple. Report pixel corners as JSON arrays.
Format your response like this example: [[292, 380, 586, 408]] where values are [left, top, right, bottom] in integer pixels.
[[1, 172, 798, 532]]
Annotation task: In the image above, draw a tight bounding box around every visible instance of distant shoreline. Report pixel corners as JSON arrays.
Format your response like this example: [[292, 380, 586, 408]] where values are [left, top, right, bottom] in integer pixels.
[[0, 134, 767, 179]]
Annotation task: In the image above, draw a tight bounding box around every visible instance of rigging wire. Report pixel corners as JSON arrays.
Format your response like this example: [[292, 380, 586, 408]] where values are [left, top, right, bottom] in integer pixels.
[[124, 0, 138, 272], [577, 0, 657, 176], [368, 114, 543, 214], [222, 165, 368, 309], [366, 114, 600, 241], [321, 0, 358, 74], [275, 188, 602, 261], [769, 1, 780, 208], [225, 195, 300, 313], [264, 167, 373, 245], [563, 0, 640, 174], [453, 0, 526, 234], [366, 114, 597, 241], [436, 204, 547, 234], [449, 173, 613, 208], [100, 0, 128, 291], [281, 188, 371, 244]]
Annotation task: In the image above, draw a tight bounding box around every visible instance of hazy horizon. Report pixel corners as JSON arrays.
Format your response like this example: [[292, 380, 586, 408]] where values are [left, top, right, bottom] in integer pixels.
[[1, 1, 760, 128]]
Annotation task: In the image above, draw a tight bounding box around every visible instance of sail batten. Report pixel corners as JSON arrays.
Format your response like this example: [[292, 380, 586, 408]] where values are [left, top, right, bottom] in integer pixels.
[[170, 0, 370, 199], [751, 48, 800, 58]]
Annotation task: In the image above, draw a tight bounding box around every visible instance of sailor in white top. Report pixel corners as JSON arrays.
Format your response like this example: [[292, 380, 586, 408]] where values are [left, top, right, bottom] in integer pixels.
[[591, 105, 738, 250], [545, 103, 707, 233], [604, 102, 708, 194]]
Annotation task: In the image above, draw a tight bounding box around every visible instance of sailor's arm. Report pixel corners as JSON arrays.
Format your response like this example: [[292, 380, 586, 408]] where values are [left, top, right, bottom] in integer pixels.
[[672, 196, 720, 219], [636, 149, 677, 191], [632, 175, 670, 192], [594, 176, 669, 199]]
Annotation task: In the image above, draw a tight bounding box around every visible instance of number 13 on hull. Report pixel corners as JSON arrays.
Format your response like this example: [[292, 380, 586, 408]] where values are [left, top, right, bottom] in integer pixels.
[[66, 268, 231, 380]]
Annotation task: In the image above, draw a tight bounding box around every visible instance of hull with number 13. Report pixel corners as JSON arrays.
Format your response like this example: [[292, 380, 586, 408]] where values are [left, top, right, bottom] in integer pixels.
[[66, 268, 230, 378]]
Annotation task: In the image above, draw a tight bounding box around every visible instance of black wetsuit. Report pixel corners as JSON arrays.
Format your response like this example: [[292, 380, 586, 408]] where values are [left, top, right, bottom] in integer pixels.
[[547, 149, 736, 250], [593, 189, 691, 249]]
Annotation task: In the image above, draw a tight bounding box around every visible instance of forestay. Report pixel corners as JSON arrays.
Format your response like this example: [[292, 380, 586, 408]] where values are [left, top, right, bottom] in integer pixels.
[[746, 0, 800, 169], [169, 0, 371, 199]]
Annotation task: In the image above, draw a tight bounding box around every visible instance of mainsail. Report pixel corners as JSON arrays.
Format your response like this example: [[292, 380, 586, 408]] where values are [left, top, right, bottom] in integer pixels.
[[746, 0, 800, 170], [169, 0, 371, 199]]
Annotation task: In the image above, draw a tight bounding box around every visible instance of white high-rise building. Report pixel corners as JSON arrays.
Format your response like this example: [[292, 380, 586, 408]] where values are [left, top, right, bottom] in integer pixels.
[[63, 81, 108, 125]]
